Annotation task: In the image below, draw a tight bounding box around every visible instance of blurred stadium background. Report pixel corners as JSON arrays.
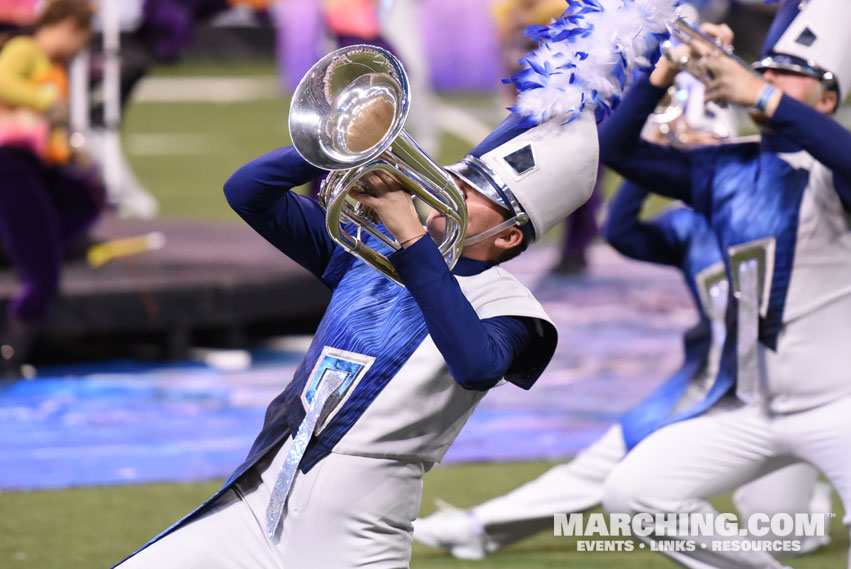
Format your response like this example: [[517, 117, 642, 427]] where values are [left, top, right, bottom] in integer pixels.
[[1, 1, 848, 568]]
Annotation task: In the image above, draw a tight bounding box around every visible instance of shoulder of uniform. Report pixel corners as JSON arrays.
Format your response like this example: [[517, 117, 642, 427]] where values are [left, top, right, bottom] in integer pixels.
[[456, 265, 529, 295], [456, 265, 550, 320]]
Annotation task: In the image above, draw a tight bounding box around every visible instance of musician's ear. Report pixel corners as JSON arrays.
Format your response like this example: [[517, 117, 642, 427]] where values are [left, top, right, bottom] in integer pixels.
[[492, 227, 525, 264], [814, 88, 839, 115], [495, 227, 523, 250]]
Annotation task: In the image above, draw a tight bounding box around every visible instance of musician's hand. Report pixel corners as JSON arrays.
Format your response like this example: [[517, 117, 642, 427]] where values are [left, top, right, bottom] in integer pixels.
[[651, 22, 734, 89], [699, 22, 734, 49], [350, 170, 426, 248], [703, 52, 779, 112], [650, 44, 683, 89]]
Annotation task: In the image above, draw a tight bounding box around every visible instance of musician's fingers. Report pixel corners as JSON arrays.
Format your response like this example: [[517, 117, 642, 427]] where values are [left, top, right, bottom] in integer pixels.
[[716, 23, 734, 48], [702, 52, 722, 74], [699, 22, 734, 48], [374, 170, 405, 191], [702, 51, 737, 78], [360, 172, 391, 196], [703, 87, 726, 104], [668, 43, 694, 65], [703, 79, 725, 102], [349, 189, 381, 208]]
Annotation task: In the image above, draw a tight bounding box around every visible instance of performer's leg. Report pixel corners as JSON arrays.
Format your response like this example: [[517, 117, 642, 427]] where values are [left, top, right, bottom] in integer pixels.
[[562, 185, 600, 258], [780, 393, 851, 569], [43, 165, 105, 248], [603, 401, 796, 569], [734, 463, 832, 555], [475, 425, 625, 545], [239, 441, 426, 569], [414, 425, 626, 558], [553, 172, 602, 274], [0, 149, 62, 323], [115, 488, 281, 569]]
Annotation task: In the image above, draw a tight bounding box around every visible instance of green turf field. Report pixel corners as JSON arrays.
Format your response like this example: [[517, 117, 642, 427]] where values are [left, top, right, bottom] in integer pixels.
[[0, 460, 846, 568], [122, 83, 491, 222], [121, 84, 661, 227]]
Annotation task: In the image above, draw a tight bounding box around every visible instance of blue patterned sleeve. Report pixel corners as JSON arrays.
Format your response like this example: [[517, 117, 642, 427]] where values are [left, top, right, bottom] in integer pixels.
[[599, 76, 694, 203], [389, 237, 537, 391], [603, 181, 686, 266], [767, 95, 851, 209], [224, 146, 338, 283]]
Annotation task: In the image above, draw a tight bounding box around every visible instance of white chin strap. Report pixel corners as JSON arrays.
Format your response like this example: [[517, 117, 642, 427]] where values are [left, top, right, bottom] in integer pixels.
[[463, 217, 518, 246]]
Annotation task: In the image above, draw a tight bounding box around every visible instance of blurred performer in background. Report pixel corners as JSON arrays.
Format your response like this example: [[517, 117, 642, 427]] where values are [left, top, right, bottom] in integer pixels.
[[0, 0, 37, 36], [379, 0, 438, 155], [137, 0, 270, 64], [83, 0, 274, 219], [321, 0, 393, 52], [0, 0, 105, 376], [309, 0, 398, 199], [599, 0, 851, 565], [493, 0, 602, 274], [413, 89, 829, 559]]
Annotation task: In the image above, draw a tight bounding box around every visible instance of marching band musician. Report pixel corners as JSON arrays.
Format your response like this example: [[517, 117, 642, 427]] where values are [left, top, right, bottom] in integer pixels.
[[598, 0, 851, 566], [412, 84, 829, 560], [112, 1, 671, 564], [0, 0, 104, 376], [112, 82, 599, 569]]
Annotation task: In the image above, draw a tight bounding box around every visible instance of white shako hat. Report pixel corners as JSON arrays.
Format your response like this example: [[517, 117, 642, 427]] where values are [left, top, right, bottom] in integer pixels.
[[754, 0, 851, 102], [446, 112, 599, 243]]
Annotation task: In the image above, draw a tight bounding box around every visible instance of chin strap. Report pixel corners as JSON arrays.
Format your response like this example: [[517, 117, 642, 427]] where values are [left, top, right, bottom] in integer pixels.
[[463, 217, 518, 246]]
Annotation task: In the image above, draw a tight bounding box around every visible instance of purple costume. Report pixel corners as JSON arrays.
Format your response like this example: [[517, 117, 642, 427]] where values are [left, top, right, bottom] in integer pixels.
[[138, 0, 231, 63], [0, 147, 104, 322]]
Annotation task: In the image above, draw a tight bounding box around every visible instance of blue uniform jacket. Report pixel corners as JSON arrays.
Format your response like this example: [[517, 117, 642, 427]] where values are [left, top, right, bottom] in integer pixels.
[[599, 75, 851, 410], [605, 181, 725, 449], [114, 146, 556, 565]]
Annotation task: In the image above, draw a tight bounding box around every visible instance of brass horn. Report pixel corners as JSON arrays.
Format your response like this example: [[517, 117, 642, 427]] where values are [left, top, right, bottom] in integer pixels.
[[288, 45, 467, 286], [661, 19, 760, 87]]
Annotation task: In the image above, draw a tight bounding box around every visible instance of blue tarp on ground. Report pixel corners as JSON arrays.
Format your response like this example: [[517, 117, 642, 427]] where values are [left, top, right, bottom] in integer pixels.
[[0, 244, 692, 491]]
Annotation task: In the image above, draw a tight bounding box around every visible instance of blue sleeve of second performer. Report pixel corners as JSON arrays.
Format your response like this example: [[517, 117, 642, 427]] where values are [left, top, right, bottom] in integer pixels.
[[767, 95, 851, 209], [603, 181, 686, 267], [599, 76, 694, 204]]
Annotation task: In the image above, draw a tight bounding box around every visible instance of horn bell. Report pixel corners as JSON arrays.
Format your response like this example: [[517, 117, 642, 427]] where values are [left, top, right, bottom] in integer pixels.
[[287, 45, 468, 286]]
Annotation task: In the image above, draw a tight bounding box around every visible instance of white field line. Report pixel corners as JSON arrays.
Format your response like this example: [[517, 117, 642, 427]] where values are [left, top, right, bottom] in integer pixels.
[[133, 76, 281, 103], [431, 100, 494, 146], [131, 76, 499, 154], [126, 133, 224, 156]]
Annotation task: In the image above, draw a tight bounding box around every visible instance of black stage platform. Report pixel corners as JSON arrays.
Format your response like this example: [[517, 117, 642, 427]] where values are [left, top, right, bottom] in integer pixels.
[[0, 217, 331, 361]]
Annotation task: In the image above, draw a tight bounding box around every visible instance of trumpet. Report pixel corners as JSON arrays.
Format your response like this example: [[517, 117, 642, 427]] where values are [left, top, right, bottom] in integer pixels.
[[288, 45, 467, 286], [661, 19, 761, 87]]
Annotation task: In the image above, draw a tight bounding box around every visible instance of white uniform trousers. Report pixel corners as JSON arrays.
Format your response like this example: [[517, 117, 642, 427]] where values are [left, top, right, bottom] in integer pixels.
[[602, 394, 851, 568], [469, 396, 827, 556], [117, 437, 428, 569]]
